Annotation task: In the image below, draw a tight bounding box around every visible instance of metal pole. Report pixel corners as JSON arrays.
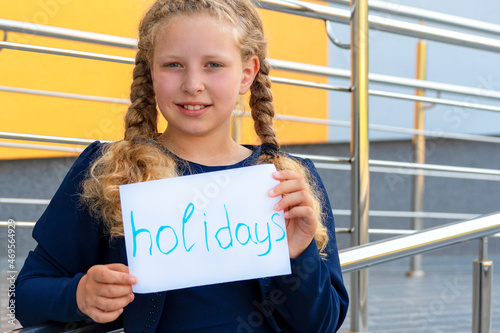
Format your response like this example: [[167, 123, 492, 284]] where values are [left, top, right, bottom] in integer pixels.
[[408, 30, 427, 278], [350, 0, 370, 331], [472, 237, 493, 333], [231, 111, 243, 143]]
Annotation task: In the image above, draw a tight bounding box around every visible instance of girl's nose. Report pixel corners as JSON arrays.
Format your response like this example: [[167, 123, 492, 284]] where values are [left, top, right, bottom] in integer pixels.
[[181, 69, 204, 95]]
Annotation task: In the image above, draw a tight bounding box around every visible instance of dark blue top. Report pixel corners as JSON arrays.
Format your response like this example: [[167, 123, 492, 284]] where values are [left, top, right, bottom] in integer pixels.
[[15, 141, 348, 332]]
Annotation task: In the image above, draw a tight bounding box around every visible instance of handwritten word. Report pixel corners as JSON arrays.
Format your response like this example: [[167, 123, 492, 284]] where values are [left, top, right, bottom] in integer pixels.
[[130, 203, 285, 258]]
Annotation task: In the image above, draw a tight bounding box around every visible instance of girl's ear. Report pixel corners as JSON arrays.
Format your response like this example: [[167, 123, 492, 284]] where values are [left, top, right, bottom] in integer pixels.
[[239, 55, 260, 95]]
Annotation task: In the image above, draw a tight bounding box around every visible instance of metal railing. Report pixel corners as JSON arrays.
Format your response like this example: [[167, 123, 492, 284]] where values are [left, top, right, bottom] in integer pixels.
[[0, 18, 137, 49], [339, 212, 500, 333], [257, 0, 500, 52], [325, 0, 500, 36]]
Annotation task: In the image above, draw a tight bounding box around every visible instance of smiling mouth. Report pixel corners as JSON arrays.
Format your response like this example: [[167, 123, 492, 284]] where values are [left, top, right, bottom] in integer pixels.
[[182, 104, 208, 110]]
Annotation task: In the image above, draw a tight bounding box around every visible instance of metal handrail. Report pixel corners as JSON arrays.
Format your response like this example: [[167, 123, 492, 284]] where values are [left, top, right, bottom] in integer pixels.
[[271, 77, 500, 113], [317, 162, 500, 182], [325, 0, 500, 36], [0, 40, 134, 64], [269, 59, 500, 101], [0, 18, 137, 49], [0, 221, 36, 228], [339, 211, 500, 273], [0, 131, 101, 145], [267, 114, 500, 145], [257, 0, 500, 53], [0, 86, 130, 104], [0, 141, 85, 152], [332, 209, 479, 220], [0, 198, 50, 205]]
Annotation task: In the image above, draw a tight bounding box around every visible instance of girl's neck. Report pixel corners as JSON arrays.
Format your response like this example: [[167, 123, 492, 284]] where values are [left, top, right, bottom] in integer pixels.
[[157, 131, 252, 166]]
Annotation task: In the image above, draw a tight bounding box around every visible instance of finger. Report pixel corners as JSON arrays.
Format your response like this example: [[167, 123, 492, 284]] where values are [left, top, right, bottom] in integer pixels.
[[93, 292, 135, 313], [96, 282, 134, 298], [106, 263, 129, 274], [90, 266, 136, 285], [106, 264, 137, 285], [284, 206, 317, 224], [272, 170, 302, 181], [88, 307, 124, 324], [270, 179, 308, 198], [275, 191, 313, 212]]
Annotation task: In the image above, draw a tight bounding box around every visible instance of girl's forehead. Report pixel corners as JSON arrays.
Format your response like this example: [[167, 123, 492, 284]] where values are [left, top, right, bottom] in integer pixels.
[[154, 13, 239, 44], [155, 13, 234, 36]]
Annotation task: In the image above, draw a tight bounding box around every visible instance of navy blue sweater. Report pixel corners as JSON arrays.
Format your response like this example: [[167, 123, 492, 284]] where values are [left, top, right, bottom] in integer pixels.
[[15, 141, 348, 332]]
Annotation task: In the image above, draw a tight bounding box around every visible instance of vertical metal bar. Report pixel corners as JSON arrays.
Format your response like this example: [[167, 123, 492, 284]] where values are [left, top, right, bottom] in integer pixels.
[[408, 32, 427, 278], [231, 112, 242, 143], [473, 237, 493, 333], [350, 0, 370, 331]]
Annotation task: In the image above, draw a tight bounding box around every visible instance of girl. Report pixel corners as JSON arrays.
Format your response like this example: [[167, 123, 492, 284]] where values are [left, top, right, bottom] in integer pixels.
[[15, 0, 348, 332]]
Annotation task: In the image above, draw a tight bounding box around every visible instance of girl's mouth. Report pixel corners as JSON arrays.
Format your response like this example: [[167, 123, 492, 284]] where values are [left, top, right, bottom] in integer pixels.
[[182, 104, 207, 110]]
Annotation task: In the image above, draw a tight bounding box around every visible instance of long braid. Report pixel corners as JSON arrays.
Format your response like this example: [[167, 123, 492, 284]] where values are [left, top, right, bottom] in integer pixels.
[[250, 59, 329, 253], [124, 50, 158, 140], [250, 60, 279, 149]]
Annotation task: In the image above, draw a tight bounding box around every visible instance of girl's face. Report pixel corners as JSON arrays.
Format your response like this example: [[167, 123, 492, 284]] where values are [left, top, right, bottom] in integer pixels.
[[151, 14, 258, 141]]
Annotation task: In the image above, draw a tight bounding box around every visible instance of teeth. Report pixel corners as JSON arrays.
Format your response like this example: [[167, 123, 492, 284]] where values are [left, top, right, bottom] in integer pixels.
[[183, 105, 206, 111]]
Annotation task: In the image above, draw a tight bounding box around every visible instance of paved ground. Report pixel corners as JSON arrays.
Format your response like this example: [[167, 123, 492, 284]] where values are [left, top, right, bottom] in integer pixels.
[[338, 255, 500, 333], [2, 255, 499, 332]]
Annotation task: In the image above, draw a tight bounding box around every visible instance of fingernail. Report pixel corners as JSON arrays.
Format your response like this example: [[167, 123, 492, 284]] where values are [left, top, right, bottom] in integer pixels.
[[274, 203, 279, 210], [119, 308, 124, 314], [129, 276, 137, 284], [130, 293, 135, 301], [268, 189, 274, 196], [284, 211, 289, 218]]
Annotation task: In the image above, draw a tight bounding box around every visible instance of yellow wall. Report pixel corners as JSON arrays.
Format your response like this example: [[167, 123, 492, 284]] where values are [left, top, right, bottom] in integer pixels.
[[0, 0, 328, 160]]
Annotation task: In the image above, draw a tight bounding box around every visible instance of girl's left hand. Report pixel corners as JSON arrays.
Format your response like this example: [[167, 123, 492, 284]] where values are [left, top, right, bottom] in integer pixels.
[[269, 170, 318, 259]]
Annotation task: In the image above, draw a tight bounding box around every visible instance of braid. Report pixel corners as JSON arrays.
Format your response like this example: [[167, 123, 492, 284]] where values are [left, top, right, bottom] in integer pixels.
[[124, 50, 158, 140], [250, 59, 329, 254], [249, 59, 279, 148]]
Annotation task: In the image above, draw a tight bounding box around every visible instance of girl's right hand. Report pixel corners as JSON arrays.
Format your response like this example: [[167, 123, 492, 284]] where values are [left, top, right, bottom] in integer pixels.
[[76, 264, 137, 323]]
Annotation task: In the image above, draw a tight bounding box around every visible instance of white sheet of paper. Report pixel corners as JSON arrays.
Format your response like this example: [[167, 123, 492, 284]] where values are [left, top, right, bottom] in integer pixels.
[[119, 164, 291, 293]]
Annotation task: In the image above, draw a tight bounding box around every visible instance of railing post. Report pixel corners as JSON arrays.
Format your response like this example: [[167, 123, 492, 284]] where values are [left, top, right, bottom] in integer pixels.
[[472, 237, 493, 333], [350, 0, 370, 331], [408, 30, 427, 278]]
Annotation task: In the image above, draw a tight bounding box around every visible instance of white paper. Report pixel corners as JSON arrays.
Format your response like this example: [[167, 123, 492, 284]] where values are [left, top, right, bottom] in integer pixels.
[[119, 164, 291, 293]]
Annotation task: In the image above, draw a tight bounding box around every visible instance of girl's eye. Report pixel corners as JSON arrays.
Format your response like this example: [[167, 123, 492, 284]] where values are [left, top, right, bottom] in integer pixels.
[[207, 62, 221, 68], [165, 63, 181, 68]]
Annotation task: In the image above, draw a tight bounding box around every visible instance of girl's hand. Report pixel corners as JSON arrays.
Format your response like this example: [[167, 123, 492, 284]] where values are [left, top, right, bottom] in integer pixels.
[[269, 170, 318, 259], [76, 264, 137, 323]]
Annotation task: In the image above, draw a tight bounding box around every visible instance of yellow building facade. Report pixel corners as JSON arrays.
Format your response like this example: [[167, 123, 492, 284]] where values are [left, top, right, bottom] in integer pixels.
[[0, 0, 329, 160]]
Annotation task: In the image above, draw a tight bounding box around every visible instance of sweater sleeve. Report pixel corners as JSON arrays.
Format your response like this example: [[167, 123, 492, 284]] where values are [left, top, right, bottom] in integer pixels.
[[14, 141, 109, 326], [268, 158, 349, 333]]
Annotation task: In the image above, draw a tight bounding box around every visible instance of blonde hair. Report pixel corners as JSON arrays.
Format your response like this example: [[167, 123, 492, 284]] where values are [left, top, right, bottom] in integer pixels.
[[81, 0, 328, 252]]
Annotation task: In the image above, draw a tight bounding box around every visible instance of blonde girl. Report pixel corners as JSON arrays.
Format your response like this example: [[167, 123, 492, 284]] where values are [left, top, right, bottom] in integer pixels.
[[15, 0, 348, 331]]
